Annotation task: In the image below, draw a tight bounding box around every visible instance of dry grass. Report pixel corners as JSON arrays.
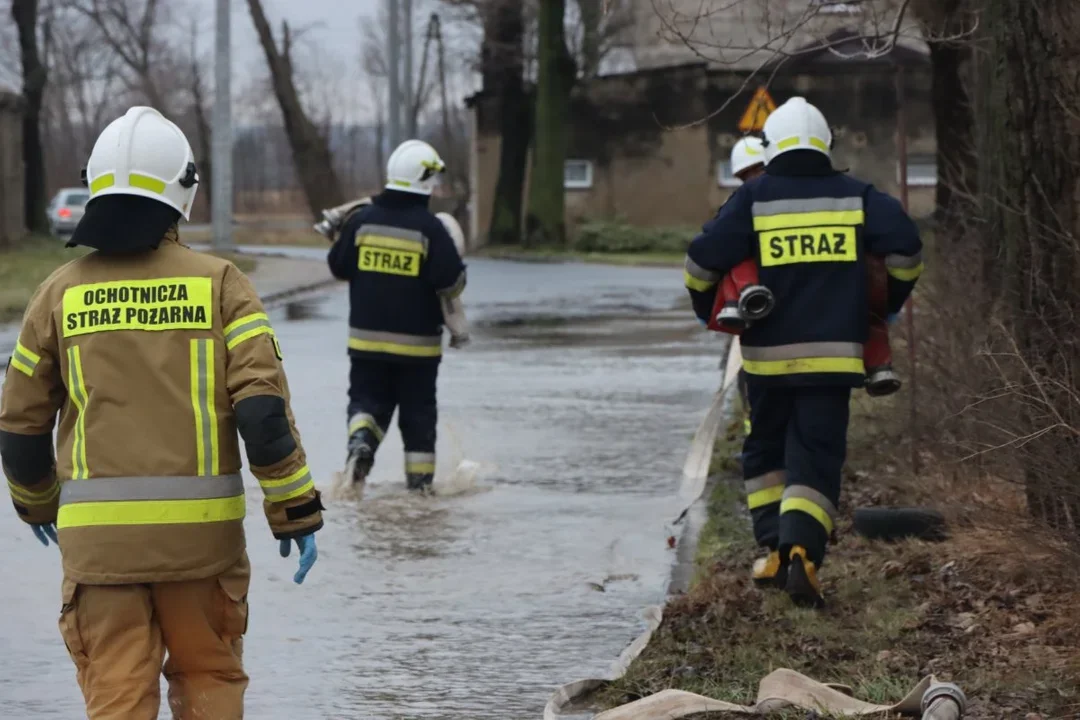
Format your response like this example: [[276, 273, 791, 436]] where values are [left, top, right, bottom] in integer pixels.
[[0, 237, 88, 324], [596, 393, 1080, 719]]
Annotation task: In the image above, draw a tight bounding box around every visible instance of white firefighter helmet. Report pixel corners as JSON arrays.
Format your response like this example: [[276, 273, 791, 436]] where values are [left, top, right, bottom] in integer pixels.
[[83, 106, 199, 220], [386, 139, 446, 196], [436, 212, 466, 256], [730, 136, 766, 178], [761, 96, 832, 162]]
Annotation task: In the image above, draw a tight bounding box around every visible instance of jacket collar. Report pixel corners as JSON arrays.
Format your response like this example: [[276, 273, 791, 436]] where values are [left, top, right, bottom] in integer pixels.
[[766, 150, 839, 177]]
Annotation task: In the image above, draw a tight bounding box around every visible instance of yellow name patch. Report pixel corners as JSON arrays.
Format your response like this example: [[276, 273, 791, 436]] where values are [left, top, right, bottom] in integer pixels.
[[63, 277, 213, 338], [358, 247, 421, 277], [759, 226, 857, 267]]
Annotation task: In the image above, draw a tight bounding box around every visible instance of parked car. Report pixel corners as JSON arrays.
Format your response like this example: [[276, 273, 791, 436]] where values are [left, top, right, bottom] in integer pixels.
[[47, 187, 90, 236]]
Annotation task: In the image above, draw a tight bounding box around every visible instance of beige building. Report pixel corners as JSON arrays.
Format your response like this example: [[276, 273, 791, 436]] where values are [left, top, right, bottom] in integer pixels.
[[0, 91, 25, 246], [466, 27, 935, 247]]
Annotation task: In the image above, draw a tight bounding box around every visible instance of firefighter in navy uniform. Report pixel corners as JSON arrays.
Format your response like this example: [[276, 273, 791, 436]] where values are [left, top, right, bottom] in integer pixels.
[[683, 97, 923, 608], [328, 140, 467, 493]]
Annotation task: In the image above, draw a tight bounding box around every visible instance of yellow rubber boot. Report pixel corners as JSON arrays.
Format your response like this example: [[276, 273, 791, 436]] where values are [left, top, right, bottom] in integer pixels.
[[751, 550, 787, 589], [784, 546, 825, 608]]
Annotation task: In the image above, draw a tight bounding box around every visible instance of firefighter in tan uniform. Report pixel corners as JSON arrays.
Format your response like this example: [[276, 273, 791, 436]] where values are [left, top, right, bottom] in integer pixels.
[[0, 106, 325, 719]]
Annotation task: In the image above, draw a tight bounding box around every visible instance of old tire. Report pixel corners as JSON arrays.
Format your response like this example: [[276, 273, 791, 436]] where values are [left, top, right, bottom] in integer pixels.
[[852, 507, 948, 542]]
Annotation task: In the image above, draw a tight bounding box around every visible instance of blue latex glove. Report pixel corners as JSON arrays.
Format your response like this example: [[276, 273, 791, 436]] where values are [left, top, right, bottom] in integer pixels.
[[697, 317, 708, 328], [279, 533, 318, 584], [886, 313, 900, 326], [32, 523, 58, 547]]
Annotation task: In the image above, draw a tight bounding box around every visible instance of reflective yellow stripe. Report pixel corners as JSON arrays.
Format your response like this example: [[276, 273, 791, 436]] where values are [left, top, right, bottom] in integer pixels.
[[129, 173, 167, 194], [190, 339, 219, 476], [781, 497, 834, 534], [8, 480, 59, 506], [348, 338, 442, 358], [67, 346, 90, 480], [348, 414, 385, 441], [358, 234, 427, 254], [406, 463, 436, 474], [10, 358, 34, 377], [742, 357, 864, 376], [887, 262, 924, 282], [58, 495, 246, 528], [227, 326, 274, 350], [224, 312, 269, 336], [809, 137, 829, 152], [264, 480, 315, 503], [684, 270, 716, 293], [89, 173, 115, 194], [257, 467, 310, 489], [15, 341, 41, 364], [747, 485, 783, 510], [752, 210, 865, 232]]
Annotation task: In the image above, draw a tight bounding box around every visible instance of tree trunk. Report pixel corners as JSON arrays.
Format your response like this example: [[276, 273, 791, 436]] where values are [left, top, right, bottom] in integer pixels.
[[526, 0, 576, 247], [484, 0, 531, 246], [927, 40, 976, 235], [246, 0, 345, 220], [579, 0, 603, 79], [978, 0, 1080, 530], [12, 0, 49, 237]]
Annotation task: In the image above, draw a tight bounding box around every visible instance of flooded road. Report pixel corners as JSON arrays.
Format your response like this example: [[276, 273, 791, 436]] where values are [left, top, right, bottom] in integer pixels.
[[0, 257, 727, 718]]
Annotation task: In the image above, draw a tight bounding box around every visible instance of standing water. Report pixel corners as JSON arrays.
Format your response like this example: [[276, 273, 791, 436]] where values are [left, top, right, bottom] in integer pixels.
[[0, 257, 723, 718]]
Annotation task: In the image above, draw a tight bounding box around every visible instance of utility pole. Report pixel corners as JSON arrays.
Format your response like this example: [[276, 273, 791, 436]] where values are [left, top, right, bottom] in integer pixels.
[[212, 0, 232, 249], [403, 0, 415, 137], [387, 0, 402, 151]]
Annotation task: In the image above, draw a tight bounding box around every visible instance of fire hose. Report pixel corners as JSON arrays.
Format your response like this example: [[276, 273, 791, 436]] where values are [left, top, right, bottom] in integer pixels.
[[921, 682, 967, 720]]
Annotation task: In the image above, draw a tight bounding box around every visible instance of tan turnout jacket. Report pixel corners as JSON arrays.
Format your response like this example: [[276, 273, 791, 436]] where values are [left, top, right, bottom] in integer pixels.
[[0, 230, 322, 584]]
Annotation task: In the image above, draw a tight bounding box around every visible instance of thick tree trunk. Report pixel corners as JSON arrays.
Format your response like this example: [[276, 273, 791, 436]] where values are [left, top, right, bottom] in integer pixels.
[[484, 0, 530, 246], [978, 0, 1080, 530], [914, 0, 978, 238], [247, 0, 344, 220], [526, 0, 576, 247], [579, 0, 603, 79], [12, 0, 49, 237]]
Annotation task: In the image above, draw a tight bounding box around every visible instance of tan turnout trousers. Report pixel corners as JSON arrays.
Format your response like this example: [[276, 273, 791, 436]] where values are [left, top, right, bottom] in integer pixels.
[[57, 553, 251, 720]]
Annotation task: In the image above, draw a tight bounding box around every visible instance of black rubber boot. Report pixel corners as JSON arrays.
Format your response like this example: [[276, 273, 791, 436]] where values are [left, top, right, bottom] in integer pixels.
[[346, 431, 376, 485], [784, 545, 825, 609], [406, 473, 434, 494]]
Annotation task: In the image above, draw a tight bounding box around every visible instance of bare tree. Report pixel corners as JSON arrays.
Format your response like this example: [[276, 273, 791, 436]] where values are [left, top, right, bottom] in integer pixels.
[[246, 0, 345, 219], [12, 0, 49, 236], [527, 0, 576, 246], [65, 0, 171, 112]]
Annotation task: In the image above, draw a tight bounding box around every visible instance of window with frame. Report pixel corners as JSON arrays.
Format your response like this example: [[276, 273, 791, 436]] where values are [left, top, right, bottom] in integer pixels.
[[564, 159, 594, 189], [717, 160, 741, 188], [898, 153, 937, 187]]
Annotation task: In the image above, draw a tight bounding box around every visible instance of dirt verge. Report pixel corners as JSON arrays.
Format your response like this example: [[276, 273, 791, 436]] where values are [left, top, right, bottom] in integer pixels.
[[595, 393, 1080, 719]]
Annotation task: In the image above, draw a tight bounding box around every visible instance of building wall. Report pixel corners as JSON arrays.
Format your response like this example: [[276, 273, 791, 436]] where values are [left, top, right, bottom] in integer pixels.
[[627, 0, 926, 71], [467, 62, 935, 246], [707, 67, 936, 217], [0, 92, 25, 246]]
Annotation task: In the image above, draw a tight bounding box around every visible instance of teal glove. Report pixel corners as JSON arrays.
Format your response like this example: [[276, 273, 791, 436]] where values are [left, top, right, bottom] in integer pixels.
[[32, 523, 58, 547], [279, 533, 318, 584]]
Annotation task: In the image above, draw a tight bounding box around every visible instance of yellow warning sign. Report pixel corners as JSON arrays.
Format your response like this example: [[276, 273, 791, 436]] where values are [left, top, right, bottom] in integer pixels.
[[737, 87, 777, 132]]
